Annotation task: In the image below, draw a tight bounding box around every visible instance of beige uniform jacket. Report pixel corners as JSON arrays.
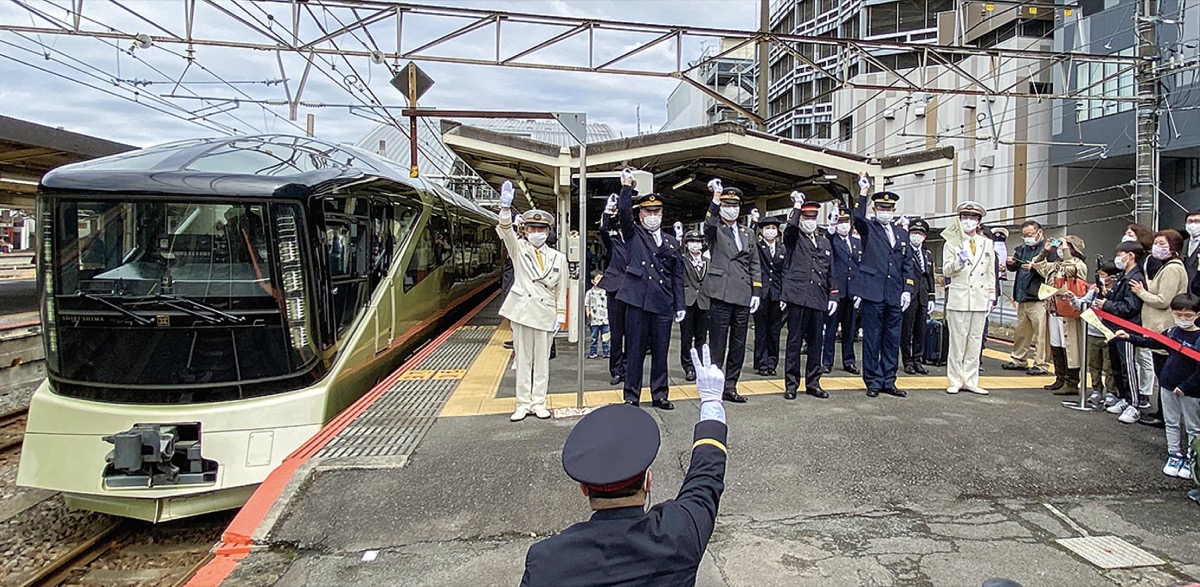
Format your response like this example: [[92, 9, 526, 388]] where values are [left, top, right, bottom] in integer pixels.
[[496, 211, 568, 332]]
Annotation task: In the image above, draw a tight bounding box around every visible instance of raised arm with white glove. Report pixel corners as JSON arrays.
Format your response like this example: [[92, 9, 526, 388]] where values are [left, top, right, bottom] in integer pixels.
[[621, 167, 636, 186], [691, 344, 725, 424], [604, 193, 619, 215], [857, 172, 871, 195], [673, 221, 684, 241], [749, 208, 760, 225], [791, 190, 805, 209], [499, 180, 515, 209], [707, 178, 724, 196]]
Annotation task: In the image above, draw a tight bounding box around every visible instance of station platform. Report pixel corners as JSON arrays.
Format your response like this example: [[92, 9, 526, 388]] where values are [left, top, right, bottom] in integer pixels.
[[197, 295, 1200, 587]]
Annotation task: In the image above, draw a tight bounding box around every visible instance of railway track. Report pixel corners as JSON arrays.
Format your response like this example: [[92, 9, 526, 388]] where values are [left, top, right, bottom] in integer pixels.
[[0, 405, 27, 453]]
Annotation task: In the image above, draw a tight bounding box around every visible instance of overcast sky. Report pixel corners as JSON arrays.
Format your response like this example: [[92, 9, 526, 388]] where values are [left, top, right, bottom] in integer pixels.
[[0, 0, 759, 148]]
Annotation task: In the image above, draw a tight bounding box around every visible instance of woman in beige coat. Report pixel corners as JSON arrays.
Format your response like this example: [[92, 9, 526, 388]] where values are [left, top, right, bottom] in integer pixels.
[[1130, 230, 1189, 421], [1032, 235, 1088, 395]]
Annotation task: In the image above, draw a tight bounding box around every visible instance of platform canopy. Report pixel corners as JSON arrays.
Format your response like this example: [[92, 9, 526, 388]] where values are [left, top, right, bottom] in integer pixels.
[[441, 120, 954, 221], [0, 115, 135, 209]]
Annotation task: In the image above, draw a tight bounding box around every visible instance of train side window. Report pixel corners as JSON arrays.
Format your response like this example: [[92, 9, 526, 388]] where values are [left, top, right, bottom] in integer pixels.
[[403, 204, 453, 293]]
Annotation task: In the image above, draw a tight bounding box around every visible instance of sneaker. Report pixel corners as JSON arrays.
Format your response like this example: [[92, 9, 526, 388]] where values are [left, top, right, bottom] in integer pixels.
[[1026, 366, 1050, 376], [1001, 361, 1027, 371], [1086, 392, 1102, 405], [1117, 405, 1141, 424], [1164, 453, 1185, 477], [1188, 488, 1200, 505], [587, 354, 598, 359], [532, 406, 551, 419], [1106, 399, 1129, 414], [509, 409, 528, 422], [1104, 393, 1119, 407], [1136, 396, 1152, 410], [1180, 459, 1193, 480]]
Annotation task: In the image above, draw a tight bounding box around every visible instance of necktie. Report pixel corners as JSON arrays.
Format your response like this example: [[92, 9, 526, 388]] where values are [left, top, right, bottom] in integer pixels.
[[969, 238, 977, 255], [885, 224, 894, 248], [535, 248, 544, 270], [730, 226, 741, 251], [917, 249, 925, 272]]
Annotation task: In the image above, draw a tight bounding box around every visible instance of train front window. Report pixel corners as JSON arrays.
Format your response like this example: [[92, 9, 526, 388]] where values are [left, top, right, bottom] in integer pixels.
[[46, 199, 321, 403]]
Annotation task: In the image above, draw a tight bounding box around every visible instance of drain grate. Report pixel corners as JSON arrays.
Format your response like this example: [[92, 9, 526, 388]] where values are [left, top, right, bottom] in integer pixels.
[[1057, 536, 1166, 569]]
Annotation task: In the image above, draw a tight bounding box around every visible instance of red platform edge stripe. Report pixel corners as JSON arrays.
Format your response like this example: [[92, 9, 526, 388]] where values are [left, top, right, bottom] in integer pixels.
[[186, 287, 499, 587]]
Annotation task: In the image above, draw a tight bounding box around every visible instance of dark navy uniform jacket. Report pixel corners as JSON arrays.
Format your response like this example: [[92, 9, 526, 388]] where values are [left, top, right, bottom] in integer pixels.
[[781, 209, 834, 311], [756, 238, 787, 302], [849, 194, 914, 305], [682, 254, 710, 311], [520, 420, 728, 587], [827, 231, 861, 301], [615, 186, 685, 316], [598, 212, 627, 294], [913, 246, 935, 297]]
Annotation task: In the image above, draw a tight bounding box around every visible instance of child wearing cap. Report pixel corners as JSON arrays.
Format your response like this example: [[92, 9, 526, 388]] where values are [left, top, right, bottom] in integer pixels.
[[584, 270, 610, 359], [1070, 261, 1118, 406]]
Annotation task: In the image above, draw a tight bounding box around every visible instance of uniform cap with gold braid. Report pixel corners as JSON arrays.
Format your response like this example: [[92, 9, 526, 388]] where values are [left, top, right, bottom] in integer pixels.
[[956, 200, 986, 217], [870, 191, 901, 208], [635, 193, 665, 210], [521, 209, 555, 227], [718, 187, 743, 204], [909, 218, 931, 234], [758, 216, 782, 227], [799, 201, 821, 217], [835, 208, 852, 222], [683, 229, 704, 243]]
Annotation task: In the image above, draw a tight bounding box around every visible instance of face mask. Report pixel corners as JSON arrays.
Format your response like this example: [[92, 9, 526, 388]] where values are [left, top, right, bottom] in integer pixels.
[[1023, 236, 1037, 247], [1175, 318, 1197, 329], [800, 219, 818, 234], [1114, 255, 1127, 270], [1058, 247, 1072, 260], [875, 210, 894, 224], [720, 207, 740, 222], [960, 218, 979, 232], [1187, 222, 1200, 238], [1151, 244, 1171, 260], [761, 227, 778, 240], [527, 232, 547, 247], [1121, 234, 1138, 243], [641, 214, 662, 231], [687, 242, 703, 254], [910, 233, 925, 247], [835, 223, 851, 236]]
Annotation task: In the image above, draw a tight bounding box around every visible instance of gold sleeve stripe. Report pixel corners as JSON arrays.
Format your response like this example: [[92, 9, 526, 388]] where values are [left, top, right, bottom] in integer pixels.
[[905, 279, 914, 284], [693, 438, 727, 453], [752, 281, 762, 287]]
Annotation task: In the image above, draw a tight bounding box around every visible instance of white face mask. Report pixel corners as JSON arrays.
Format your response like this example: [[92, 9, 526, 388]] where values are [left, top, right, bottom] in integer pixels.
[[800, 219, 818, 234], [835, 223, 852, 236], [761, 227, 778, 240], [960, 218, 979, 232], [641, 214, 662, 232], [875, 210, 894, 224], [1114, 255, 1128, 270], [1122, 234, 1138, 243], [687, 242, 703, 254], [1175, 318, 1197, 329], [719, 207, 740, 222], [1151, 244, 1171, 260], [1023, 236, 1038, 247], [1058, 247, 1071, 260], [1187, 222, 1200, 238], [910, 233, 925, 247], [527, 232, 548, 247]]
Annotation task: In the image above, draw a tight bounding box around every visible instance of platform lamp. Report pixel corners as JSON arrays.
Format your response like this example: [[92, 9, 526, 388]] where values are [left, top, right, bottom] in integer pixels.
[[671, 176, 695, 190]]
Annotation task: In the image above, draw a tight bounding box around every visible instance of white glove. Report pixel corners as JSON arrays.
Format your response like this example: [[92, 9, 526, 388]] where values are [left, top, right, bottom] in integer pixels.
[[749, 208, 760, 224], [898, 215, 911, 231], [707, 178, 723, 194], [691, 344, 724, 404], [900, 292, 911, 311], [827, 300, 838, 316], [927, 300, 935, 314], [858, 173, 871, 191], [675, 310, 686, 323], [853, 296, 861, 309], [499, 180, 515, 208], [779, 301, 787, 311], [749, 295, 760, 314], [956, 247, 970, 266], [620, 167, 635, 186], [827, 209, 838, 225], [604, 193, 618, 215], [673, 221, 684, 241], [792, 190, 805, 209]]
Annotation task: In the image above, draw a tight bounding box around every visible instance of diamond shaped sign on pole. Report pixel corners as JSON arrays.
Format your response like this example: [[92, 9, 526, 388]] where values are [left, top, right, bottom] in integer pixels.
[[390, 62, 434, 105]]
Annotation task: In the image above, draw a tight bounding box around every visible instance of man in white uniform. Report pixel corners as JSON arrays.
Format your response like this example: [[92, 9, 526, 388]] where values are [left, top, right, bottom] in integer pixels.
[[497, 181, 568, 422], [943, 201, 997, 395]]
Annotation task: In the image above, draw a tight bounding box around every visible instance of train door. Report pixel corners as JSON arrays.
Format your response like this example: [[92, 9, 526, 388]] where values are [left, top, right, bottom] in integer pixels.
[[371, 198, 394, 354]]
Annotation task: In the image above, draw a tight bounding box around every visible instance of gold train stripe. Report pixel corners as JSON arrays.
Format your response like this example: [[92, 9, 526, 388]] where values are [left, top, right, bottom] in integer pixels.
[[693, 438, 727, 453]]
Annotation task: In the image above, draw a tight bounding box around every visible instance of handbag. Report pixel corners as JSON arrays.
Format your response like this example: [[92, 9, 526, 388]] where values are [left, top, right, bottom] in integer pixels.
[[1052, 274, 1089, 318]]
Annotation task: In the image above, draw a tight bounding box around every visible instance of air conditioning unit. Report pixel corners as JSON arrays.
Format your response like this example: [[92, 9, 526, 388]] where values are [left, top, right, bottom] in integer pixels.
[[883, 109, 896, 119], [979, 155, 995, 169], [961, 159, 977, 172], [914, 105, 926, 117]]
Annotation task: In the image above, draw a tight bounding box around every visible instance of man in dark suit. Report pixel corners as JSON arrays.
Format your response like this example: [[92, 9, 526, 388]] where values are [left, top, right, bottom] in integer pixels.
[[703, 179, 760, 403], [616, 170, 686, 410], [754, 216, 787, 376], [1185, 208, 1199, 286], [823, 208, 862, 374], [598, 194, 629, 386], [679, 230, 709, 381], [850, 174, 915, 398], [521, 345, 727, 587], [781, 196, 838, 399], [901, 218, 935, 374]]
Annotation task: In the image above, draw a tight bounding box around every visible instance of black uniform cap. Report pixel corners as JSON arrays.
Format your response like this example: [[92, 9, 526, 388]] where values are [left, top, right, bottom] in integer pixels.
[[758, 216, 782, 227], [909, 218, 930, 234], [870, 191, 901, 207], [635, 193, 665, 210], [683, 229, 704, 243], [562, 404, 660, 490], [718, 187, 743, 204]]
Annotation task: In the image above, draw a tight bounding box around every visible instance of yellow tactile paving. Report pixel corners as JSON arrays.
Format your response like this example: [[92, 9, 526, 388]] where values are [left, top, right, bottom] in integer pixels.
[[438, 321, 512, 417], [433, 369, 467, 380], [400, 370, 434, 381]]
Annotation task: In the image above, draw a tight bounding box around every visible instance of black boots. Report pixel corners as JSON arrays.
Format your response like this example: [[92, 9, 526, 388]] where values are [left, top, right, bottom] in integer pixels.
[[1057, 368, 1081, 396], [1043, 347, 1067, 391]]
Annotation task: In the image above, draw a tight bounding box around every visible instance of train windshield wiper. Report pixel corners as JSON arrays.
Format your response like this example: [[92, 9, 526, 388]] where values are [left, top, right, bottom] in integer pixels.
[[151, 294, 246, 325], [80, 293, 154, 325]]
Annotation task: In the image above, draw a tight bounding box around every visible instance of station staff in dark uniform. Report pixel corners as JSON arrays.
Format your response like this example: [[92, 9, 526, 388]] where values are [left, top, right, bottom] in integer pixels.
[[617, 170, 686, 410], [680, 230, 710, 381], [780, 195, 838, 399], [901, 218, 935, 375], [521, 345, 728, 587], [754, 216, 787, 376], [823, 208, 861, 374], [851, 173, 914, 398], [599, 194, 629, 386], [703, 179, 759, 403]]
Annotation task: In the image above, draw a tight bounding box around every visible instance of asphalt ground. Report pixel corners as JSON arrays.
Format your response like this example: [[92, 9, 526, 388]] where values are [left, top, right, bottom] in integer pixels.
[[223, 325, 1200, 586]]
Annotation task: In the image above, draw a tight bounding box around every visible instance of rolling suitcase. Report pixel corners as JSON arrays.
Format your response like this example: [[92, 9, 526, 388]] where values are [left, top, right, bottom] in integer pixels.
[[923, 318, 949, 366]]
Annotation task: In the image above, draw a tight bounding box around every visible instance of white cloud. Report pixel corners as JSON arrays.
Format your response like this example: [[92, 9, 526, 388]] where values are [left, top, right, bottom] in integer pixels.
[[0, 0, 758, 146]]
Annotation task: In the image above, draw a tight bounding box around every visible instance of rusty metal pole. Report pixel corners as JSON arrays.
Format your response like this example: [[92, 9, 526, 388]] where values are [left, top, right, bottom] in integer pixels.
[[408, 65, 419, 178]]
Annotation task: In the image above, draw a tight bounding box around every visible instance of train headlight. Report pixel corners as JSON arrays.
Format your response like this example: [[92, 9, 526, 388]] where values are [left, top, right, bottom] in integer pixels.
[[274, 207, 313, 360], [39, 203, 57, 354]]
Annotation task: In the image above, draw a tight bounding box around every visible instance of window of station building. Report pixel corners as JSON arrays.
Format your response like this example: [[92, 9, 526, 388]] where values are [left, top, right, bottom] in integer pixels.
[[815, 122, 832, 139], [839, 117, 853, 142], [798, 0, 815, 22], [1074, 48, 1135, 123], [818, 0, 836, 15]]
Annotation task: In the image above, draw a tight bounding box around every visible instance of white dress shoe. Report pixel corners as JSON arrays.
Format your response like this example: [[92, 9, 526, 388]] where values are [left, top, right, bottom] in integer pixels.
[[510, 409, 528, 422], [965, 386, 989, 395], [533, 406, 551, 419], [946, 387, 960, 394]]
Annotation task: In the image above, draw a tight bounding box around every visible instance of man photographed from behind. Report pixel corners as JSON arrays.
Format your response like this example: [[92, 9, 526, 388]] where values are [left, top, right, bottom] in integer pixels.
[[703, 178, 760, 403], [901, 218, 935, 375], [943, 202, 997, 395], [780, 195, 837, 399], [851, 173, 915, 398], [496, 181, 568, 422], [521, 345, 729, 586], [598, 193, 629, 386], [754, 216, 787, 377], [823, 208, 862, 375], [1003, 220, 1051, 375]]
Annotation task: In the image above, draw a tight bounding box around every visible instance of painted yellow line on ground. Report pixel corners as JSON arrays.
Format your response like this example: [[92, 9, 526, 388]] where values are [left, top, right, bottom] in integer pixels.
[[438, 321, 512, 417]]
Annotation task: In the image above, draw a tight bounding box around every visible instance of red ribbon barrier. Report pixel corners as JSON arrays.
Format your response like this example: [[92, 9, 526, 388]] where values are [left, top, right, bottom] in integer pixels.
[[1092, 307, 1200, 363]]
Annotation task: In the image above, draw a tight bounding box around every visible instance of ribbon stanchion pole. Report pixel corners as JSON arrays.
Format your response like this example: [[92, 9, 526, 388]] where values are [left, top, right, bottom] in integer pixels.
[[1063, 311, 1091, 411]]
